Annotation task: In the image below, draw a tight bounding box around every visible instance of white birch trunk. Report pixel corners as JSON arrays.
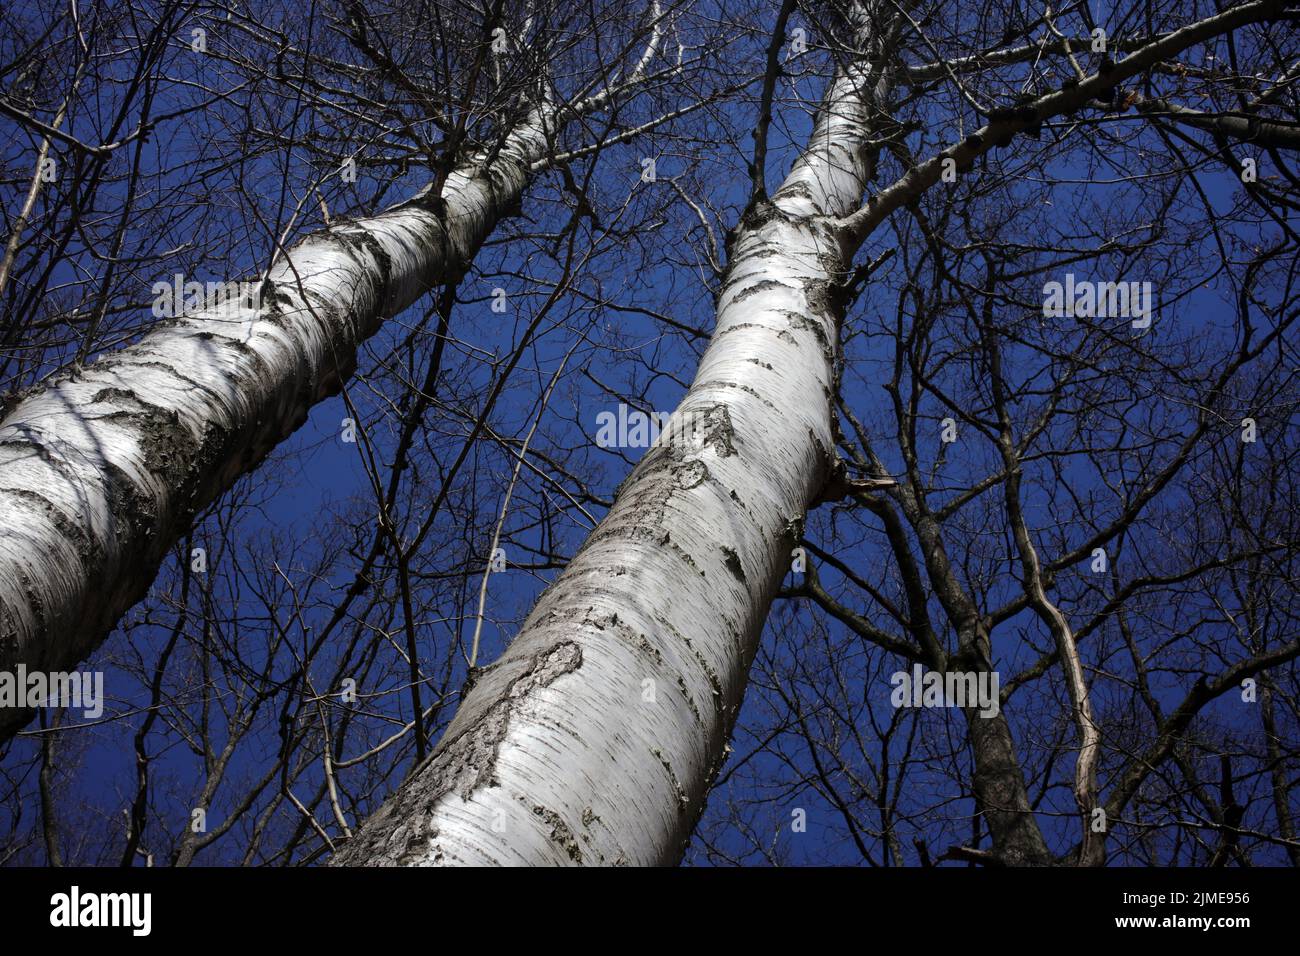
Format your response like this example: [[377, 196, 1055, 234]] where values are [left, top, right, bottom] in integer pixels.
[[0, 110, 554, 740], [332, 0, 1285, 867], [335, 35, 889, 867]]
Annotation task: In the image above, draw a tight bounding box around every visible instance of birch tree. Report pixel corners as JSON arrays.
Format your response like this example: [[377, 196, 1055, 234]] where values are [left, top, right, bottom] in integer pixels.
[[336, 0, 1298, 866], [0, 0, 694, 741]]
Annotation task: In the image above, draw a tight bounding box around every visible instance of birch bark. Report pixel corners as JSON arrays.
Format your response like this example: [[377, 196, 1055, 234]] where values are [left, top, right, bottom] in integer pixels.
[[334, 13, 892, 867], [0, 107, 554, 740]]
